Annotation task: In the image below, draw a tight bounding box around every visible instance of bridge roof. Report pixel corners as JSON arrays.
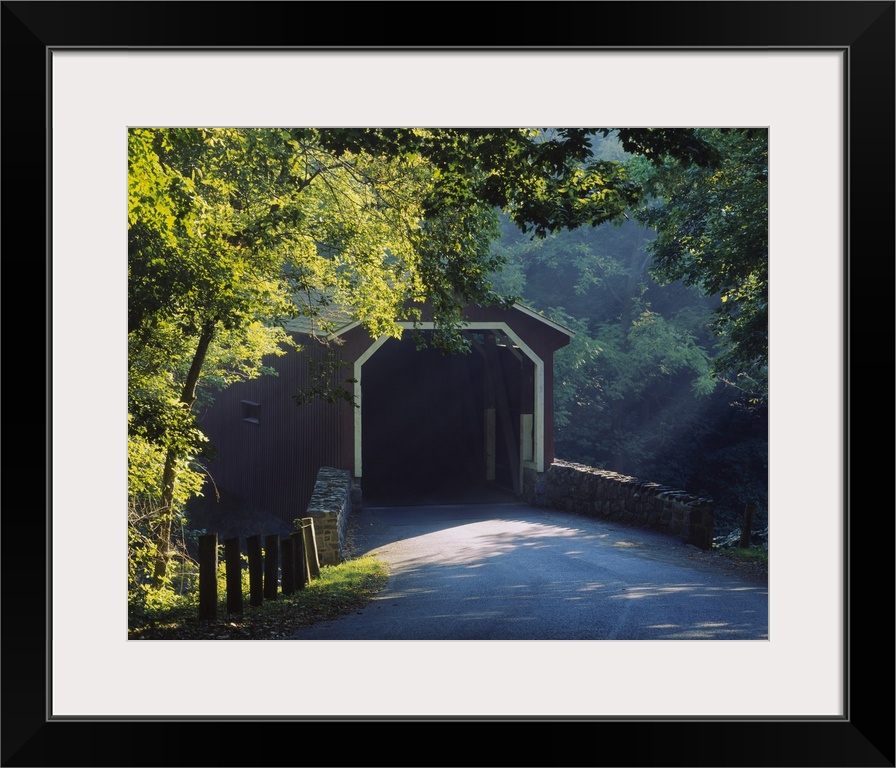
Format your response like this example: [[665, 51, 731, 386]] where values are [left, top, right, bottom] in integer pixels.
[[283, 298, 575, 341]]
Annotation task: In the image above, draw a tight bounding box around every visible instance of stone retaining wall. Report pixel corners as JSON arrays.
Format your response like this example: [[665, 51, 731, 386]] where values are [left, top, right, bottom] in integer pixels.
[[522, 460, 714, 549], [297, 466, 352, 566]]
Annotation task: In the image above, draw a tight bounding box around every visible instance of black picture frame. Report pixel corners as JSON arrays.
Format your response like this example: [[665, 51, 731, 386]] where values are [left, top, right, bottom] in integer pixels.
[[7, 2, 893, 766]]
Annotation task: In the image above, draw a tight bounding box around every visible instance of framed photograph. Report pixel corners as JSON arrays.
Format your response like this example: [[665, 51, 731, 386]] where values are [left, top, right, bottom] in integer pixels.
[[10, 1, 892, 765]]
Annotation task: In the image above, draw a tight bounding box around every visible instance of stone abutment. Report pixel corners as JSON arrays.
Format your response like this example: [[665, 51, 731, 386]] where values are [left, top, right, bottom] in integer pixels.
[[522, 460, 714, 549], [297, 467, 353, 566]]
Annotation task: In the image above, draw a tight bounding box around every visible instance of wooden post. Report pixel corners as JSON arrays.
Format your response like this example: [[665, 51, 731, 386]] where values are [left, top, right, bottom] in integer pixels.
[[198, 533, 218, 621], [280, 537, 295, 595], [224, 537, 243, 615], [484, 333, 496, 482], [247, 534, 263, 607], [520, 357, 535, 463], [264, 534, 279, 600], [302, 517, 321, 578], [291, 531, 307, 589], [486, 332, 520, 493], [739, 502, 757, 548]]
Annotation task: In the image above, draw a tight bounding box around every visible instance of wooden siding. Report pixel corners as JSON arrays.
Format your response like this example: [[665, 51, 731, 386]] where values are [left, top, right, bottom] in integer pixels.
[[197, 334, 347, 524], [198, 303, 572, 523]]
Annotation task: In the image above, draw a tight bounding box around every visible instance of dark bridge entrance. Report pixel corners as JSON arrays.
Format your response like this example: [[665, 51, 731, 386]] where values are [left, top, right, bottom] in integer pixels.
[[360, 330, 527, 505]]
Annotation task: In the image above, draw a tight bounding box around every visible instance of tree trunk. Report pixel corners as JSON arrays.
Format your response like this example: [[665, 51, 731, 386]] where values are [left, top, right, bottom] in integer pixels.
[[739, 502, 757, 549], [151, 320, 216, 589]]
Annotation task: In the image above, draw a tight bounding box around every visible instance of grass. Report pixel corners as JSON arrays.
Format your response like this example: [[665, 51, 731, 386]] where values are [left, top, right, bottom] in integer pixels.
[[129, 555, 389, 640], [718, 545, 769, 567]]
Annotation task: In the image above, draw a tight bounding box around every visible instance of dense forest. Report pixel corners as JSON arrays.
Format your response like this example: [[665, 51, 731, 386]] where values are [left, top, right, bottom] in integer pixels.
[[492, 131, 768, 535], [128, 127, 767, 608]]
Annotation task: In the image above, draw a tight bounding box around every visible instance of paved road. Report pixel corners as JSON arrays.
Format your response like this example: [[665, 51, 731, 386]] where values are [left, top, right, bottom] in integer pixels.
[[290, 501, 768, 640]]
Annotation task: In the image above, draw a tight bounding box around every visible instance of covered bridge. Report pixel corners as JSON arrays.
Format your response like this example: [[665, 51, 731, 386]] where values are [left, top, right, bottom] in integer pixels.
[[197, 302, 574, 523]]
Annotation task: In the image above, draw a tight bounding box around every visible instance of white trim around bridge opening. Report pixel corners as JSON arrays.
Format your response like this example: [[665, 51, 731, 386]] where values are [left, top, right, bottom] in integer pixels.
[[353, 321, 545, 480]]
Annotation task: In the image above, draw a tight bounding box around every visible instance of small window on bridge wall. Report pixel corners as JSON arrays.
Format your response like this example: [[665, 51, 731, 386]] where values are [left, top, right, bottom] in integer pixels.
[[241, 400, 260, 425]]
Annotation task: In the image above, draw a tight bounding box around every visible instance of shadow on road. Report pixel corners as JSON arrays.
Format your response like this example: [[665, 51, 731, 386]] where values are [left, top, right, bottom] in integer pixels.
[[298, 500, 768, 641]]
